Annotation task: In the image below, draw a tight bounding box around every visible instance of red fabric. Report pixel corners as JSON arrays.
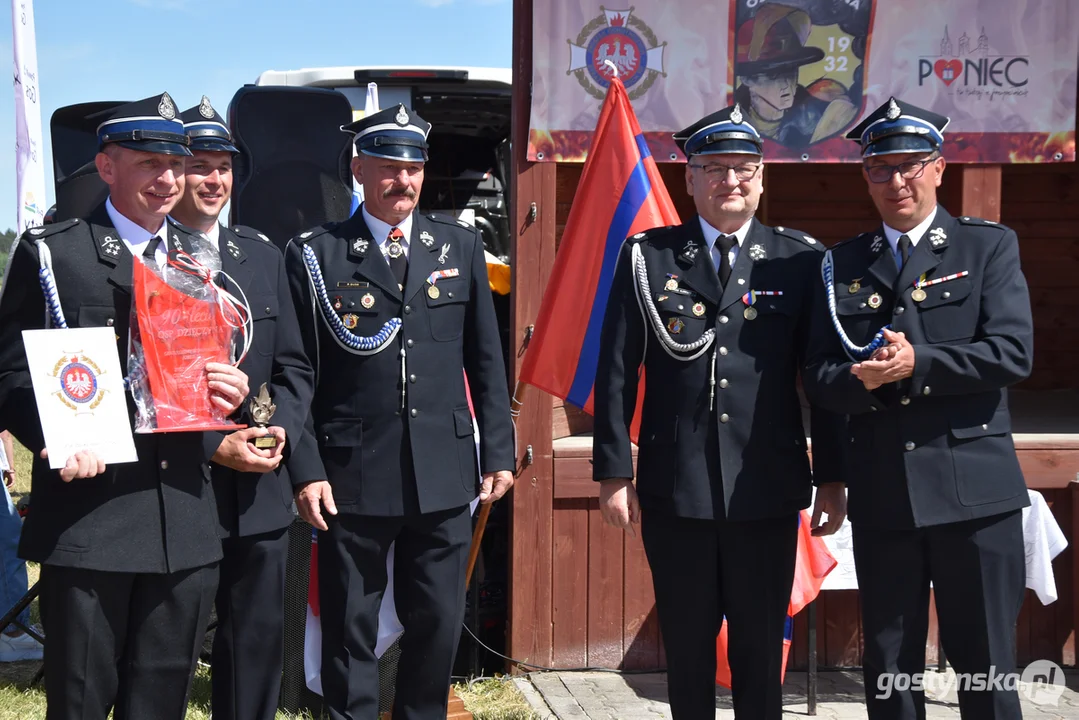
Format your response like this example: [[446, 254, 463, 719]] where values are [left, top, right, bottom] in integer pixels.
[[517, 76, 679, 443], [716, 510, 837, 688]]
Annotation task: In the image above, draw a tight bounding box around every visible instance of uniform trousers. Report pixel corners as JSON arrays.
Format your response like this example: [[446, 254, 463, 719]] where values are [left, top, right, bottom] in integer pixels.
[[39, 563, 218, 720], [211, 527, 290, 720], [854, 510, 1025, 720], [642, 509, 798, 720], [318, 505, 471, 720]]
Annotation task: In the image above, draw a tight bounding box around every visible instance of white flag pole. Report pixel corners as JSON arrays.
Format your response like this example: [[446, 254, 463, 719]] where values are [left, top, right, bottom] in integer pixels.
[[11, 0, 47, 233], [350, 82, 379, 211]]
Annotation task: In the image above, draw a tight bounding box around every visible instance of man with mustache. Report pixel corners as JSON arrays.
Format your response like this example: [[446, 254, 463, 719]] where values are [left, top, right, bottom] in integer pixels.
[[0, 93, 251, 719], [593, 103, 846, 719], [284, 104, 515, 720], [805, 97, 1032, 719], [172, 96, 315, 720]]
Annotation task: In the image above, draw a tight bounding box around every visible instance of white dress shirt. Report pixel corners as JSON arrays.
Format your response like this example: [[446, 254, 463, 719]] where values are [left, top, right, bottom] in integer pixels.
[[105, 197, 171, 267], [883, 205, 938, 269], [699, 215, 754, 272], [362, 203, 414, 261]]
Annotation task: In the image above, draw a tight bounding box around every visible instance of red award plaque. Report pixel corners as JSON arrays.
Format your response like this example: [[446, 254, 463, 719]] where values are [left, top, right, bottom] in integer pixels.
[[130, 257, 246, 433]]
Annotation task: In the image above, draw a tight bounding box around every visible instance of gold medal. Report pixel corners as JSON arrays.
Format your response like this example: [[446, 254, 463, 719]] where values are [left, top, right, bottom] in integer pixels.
[[868, 293, 883, 309], [911, 287, 927, 303], [848, 280, 861, 294], [743, 306, 758, 320], [428, 285, 440, 299], [360, 293, 375, 309], [342, 313, 359, 329], [664, 279, 679, 292], [692, 303, 705, 317]]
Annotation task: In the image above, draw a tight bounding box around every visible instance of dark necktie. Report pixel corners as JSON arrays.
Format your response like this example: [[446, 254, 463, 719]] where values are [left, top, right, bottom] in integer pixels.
[[716, 233, 737, 287], [142, 236, 160, 267], [387, 227, 407, 289], [897, 234, 912, 270]]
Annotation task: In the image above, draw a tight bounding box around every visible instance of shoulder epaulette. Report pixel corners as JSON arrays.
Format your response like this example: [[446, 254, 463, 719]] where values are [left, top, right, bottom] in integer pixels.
[[22, 218, 80, 241], [294, 223, 339, 245], [628, 225, 677, 244], [830, 230, 875, 252], [426, 213, 476, 231], [957, 215, 1009, 232], [772, 224, 821, 250], [231, 225, 273, 244]]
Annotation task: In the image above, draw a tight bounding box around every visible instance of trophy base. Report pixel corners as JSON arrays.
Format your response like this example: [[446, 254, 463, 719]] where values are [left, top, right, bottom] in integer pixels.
[[252, 435, 279, 450]]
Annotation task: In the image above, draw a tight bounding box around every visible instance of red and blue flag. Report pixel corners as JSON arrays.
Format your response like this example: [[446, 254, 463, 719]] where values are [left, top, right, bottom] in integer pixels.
[[518, 76, 680, 439]]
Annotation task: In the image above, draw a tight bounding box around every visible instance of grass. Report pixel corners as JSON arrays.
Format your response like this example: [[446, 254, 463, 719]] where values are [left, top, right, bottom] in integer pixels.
[[453, 678, 543, 720], [1, 443, 538, 719]]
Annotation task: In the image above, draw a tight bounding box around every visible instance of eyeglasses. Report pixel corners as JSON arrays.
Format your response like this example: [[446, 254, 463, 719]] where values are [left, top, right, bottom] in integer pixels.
[[864, 156, 938, 184], [688, 162, 761, 182]]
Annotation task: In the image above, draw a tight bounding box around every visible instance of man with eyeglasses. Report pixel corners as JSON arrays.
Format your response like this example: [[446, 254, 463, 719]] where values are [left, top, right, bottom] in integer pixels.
[[593, 103, 847, 720], [804, 97, 1032, 719]]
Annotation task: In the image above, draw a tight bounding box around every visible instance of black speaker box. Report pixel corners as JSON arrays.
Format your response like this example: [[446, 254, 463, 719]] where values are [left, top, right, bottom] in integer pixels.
[[49, 101, 125, 222], [228, 86, 355, 251]]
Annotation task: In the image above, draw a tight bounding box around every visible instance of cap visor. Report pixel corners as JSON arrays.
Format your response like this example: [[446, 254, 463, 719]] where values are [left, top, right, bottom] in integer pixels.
[[113, 139, 193, 157], [863, 135, 938, 157], [360, 146, 428, 162], [189, 138, 240, 154]]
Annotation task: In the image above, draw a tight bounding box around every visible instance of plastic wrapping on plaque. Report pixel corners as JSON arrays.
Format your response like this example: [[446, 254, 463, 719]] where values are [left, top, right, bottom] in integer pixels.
[[127, 233, 252, 433]]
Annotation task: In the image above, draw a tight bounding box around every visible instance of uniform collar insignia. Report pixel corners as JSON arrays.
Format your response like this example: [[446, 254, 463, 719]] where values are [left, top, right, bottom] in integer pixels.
[[929, 227, 947, 247], [747, 243, 766, 262], [352, 238, 369, 255], [869, 234, 884, 254], [419, 230, 435, 248], [678, 240, 700, 265], [226, 239, 242, 259]]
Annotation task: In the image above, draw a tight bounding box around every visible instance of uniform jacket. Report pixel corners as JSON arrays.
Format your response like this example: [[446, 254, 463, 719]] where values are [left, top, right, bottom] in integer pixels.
[[284, 210, 514, 517], [208, 224, 316, 538], [593, 217, 846, 521], [0, 204, 223, 572], [804, 206, 1033, 529]]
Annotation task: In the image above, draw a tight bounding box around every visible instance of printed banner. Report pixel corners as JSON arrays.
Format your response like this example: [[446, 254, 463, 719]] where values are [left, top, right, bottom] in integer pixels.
[[11, 0, 47, 231], [529, 0, 1078, 163]]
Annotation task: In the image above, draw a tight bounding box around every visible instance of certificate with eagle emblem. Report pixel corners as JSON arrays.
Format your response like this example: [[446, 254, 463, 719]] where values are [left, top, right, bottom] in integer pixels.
[[22, 327, 138, 469]]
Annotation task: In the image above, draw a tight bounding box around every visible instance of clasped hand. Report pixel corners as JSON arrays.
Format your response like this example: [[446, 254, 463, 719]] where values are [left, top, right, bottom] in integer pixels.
[[851, 329, 916, 391]]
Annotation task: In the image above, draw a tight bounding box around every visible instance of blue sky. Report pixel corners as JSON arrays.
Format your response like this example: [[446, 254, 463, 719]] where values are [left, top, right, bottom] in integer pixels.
[[0, 0, 512, 231]]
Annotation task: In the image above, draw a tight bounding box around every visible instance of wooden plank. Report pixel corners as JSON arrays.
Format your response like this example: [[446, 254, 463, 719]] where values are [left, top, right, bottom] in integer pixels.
[[623, 525, 660, 670], [1052, 488, 1075, 665], [507, 0, 556, 670], [926, 589, 940, 667], [1019, 450, 1079, 490], [1073, 481, 1079, 668], [552, 500, 590, 668], [554, 458, 600, 499], [960, 166, 1003, 222], [823, 590, 862, 667], [587, 499, 625, 667]]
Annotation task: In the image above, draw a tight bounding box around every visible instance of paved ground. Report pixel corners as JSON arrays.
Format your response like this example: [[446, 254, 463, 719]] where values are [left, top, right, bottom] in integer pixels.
[[515, 669, 1079, 719]]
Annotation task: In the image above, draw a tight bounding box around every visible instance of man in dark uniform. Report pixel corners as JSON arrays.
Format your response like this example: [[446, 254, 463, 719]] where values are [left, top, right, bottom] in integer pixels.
[[0, 93, 251, 720], [283, 104, 515, 720], [592, 103, 847, 720], [804, 97, 1032, 719], [172, 96, 315, 720]]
